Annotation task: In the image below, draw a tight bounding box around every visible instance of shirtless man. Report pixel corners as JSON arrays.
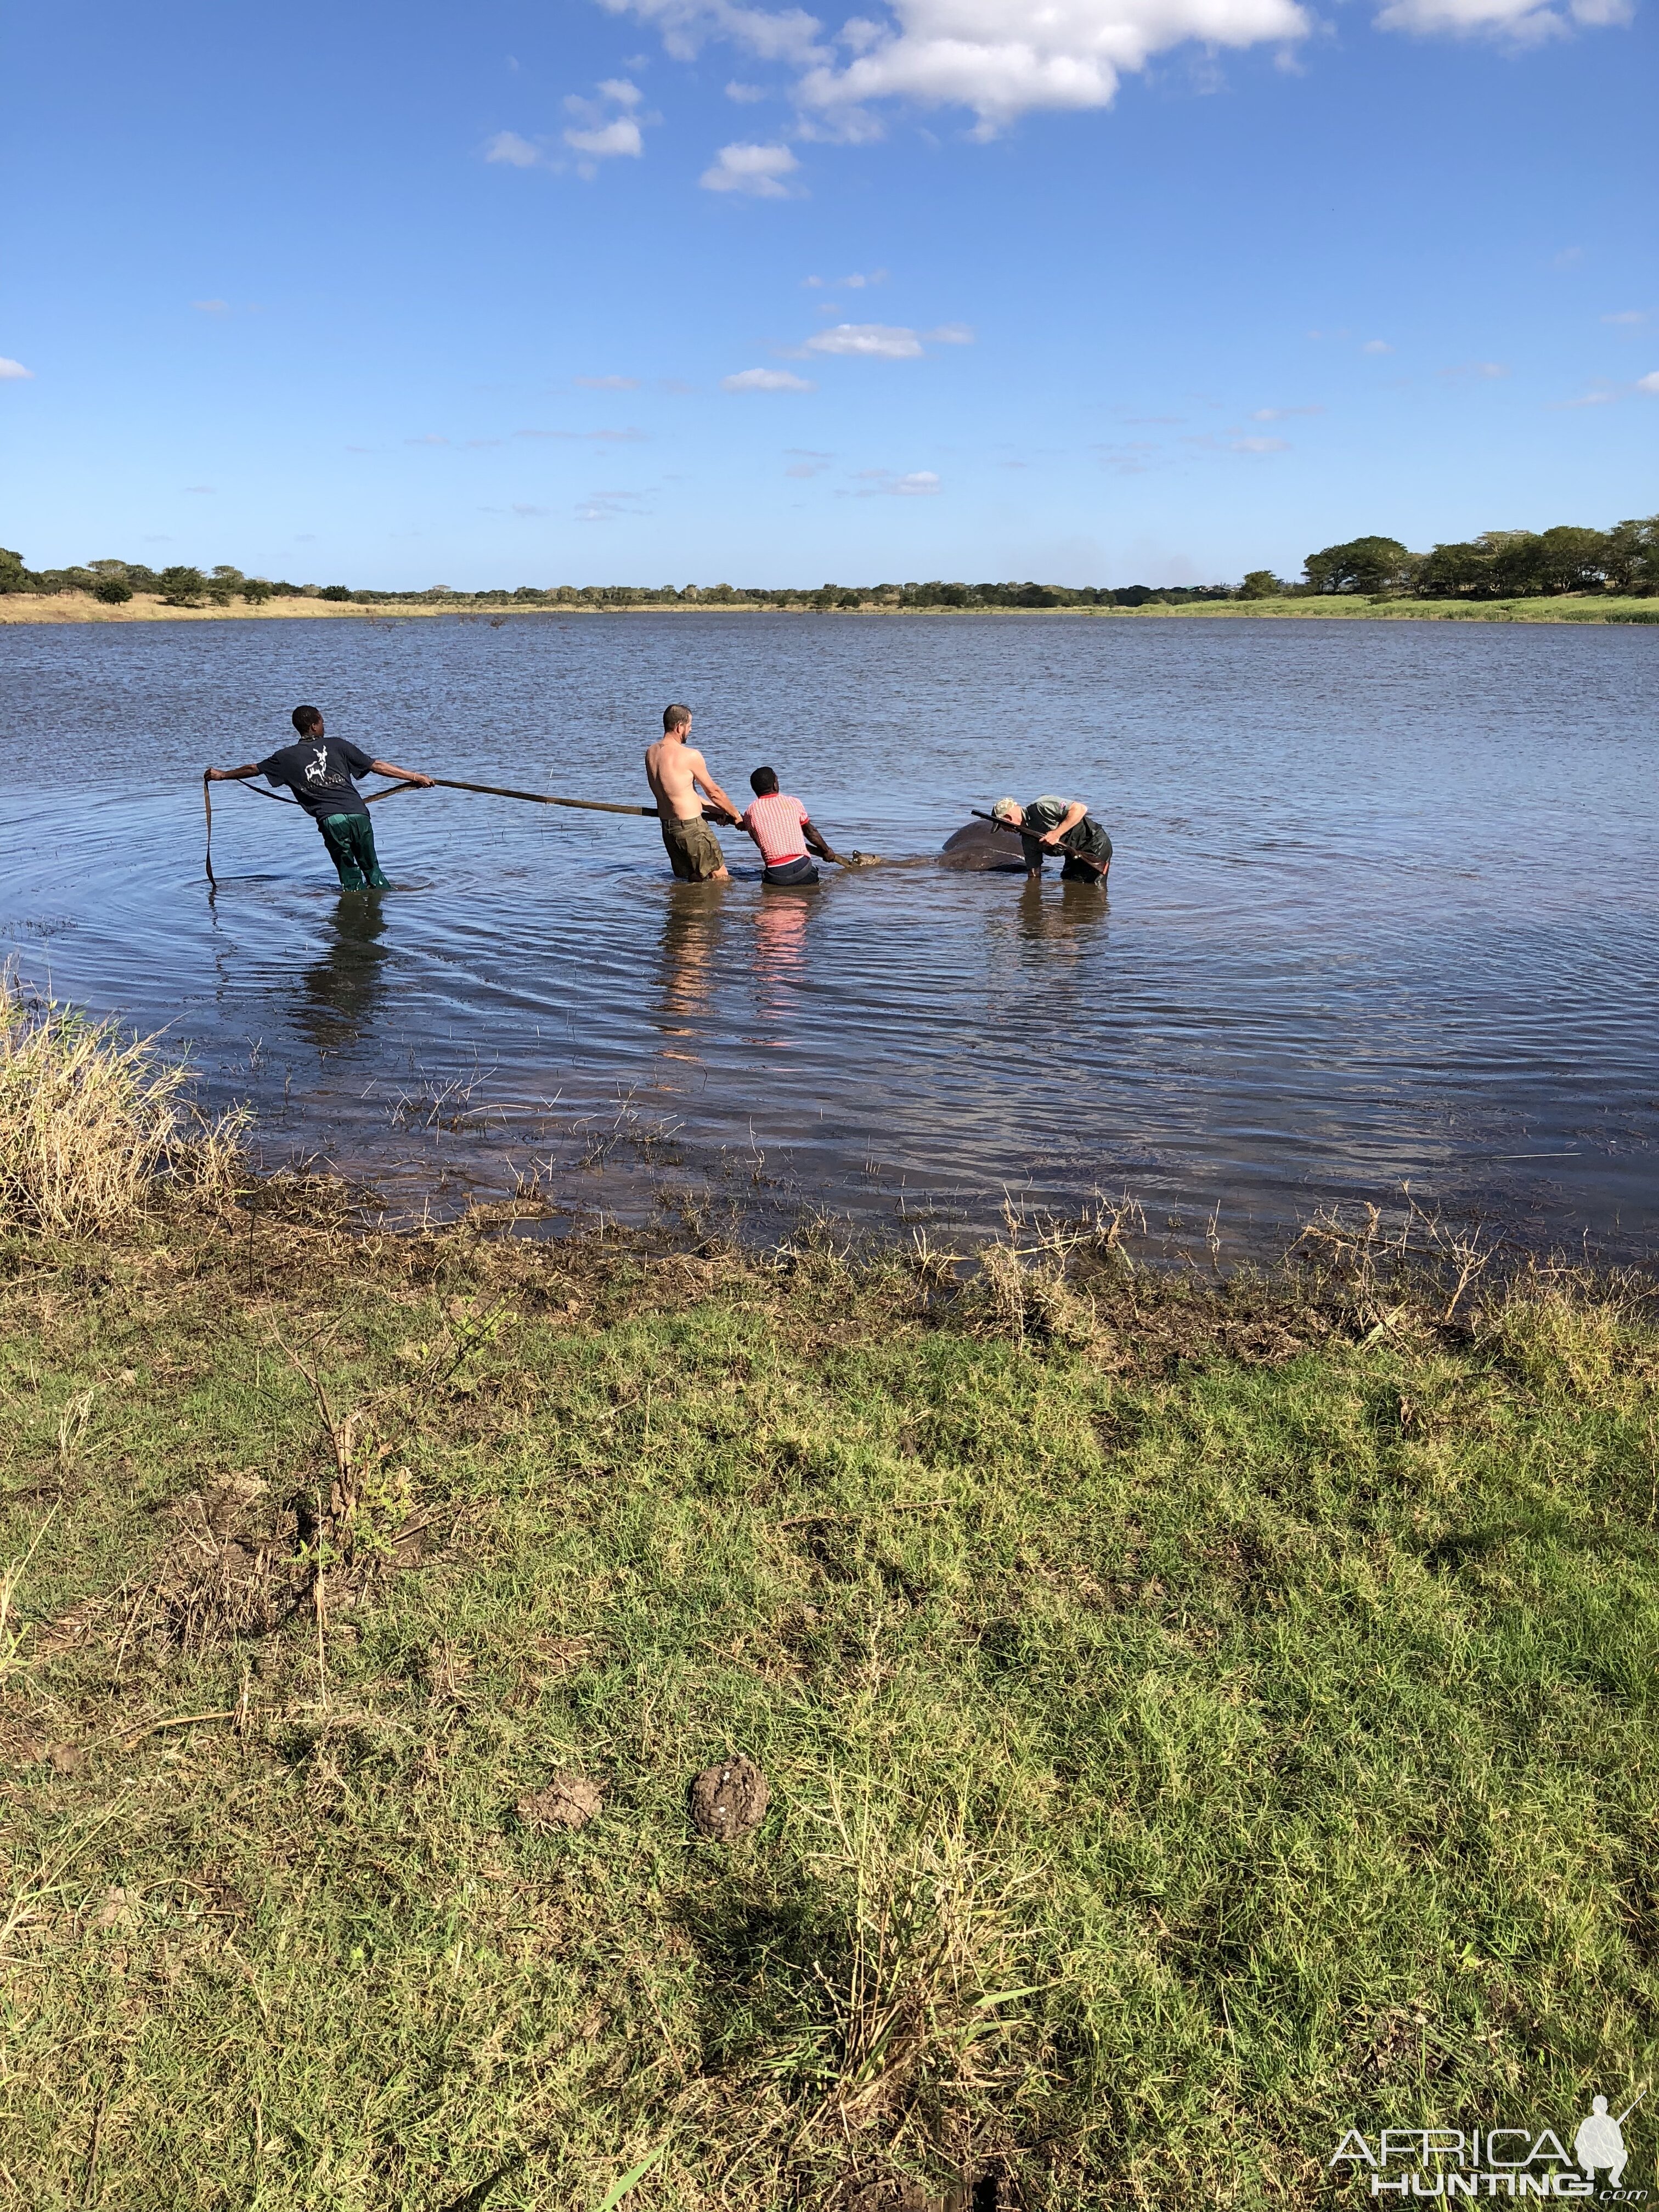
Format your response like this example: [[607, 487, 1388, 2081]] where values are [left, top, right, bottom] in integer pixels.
[[644, 704, 742, 882]]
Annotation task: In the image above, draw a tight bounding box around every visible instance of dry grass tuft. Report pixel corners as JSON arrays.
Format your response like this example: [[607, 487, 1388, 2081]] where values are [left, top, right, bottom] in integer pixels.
[[792, 1791, 1048, 2177], [0, 970, 246, 1233]]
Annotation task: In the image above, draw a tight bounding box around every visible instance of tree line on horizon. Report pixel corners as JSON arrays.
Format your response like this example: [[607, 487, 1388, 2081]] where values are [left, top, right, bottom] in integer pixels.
[[3, 515, 1656, 611]]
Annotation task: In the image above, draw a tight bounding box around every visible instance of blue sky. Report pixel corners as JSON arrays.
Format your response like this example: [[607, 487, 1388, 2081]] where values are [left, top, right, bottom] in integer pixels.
[[3, 0, 1654, 587]]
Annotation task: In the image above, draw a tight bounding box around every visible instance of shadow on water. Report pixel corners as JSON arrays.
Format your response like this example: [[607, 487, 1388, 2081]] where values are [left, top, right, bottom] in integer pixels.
[[293, 894, 392, 1056]]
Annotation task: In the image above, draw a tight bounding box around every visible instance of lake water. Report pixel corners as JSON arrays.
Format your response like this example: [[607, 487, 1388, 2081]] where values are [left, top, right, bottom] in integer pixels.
[[3, 613, 1656, 1258]]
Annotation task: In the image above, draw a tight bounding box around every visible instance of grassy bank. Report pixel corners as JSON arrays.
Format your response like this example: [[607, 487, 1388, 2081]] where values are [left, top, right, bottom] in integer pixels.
[[3, 589, 1656, 627], [4, 1026, 1659, 2209]]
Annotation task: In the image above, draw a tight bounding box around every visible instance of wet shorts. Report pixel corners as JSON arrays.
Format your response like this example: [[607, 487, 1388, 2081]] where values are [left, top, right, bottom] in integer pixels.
[[762, 855, 820, 887], [660, 814, 726, 882]]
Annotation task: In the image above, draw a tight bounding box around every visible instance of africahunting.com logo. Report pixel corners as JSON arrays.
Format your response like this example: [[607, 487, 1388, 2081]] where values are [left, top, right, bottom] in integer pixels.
[[1331, 2092, 1647, 2198]]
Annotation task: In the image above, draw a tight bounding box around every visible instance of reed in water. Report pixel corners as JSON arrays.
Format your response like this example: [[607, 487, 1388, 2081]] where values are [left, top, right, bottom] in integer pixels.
[[0, 970, 244, 1233]]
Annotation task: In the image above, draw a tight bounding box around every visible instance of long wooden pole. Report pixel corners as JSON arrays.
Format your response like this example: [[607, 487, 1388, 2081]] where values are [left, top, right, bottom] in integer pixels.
[[368, 775, 658, 816]]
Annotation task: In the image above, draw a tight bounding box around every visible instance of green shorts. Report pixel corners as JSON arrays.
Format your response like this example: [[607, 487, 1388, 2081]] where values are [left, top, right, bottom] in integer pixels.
[[660, 815, 726, 882]]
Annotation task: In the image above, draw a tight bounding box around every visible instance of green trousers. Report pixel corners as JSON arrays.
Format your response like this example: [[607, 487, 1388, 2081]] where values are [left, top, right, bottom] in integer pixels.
[[318, 812, 389, 890]]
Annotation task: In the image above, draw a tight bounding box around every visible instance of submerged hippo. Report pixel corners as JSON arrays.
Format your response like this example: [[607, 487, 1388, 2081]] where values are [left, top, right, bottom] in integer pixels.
[[940, 819, 1028, 871]]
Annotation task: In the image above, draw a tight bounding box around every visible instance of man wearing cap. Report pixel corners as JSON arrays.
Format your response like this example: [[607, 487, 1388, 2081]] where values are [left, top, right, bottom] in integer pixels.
[[990, 795, 1113, 884]]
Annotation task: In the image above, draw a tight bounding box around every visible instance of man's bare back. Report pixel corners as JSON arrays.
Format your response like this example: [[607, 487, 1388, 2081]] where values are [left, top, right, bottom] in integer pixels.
[[646, 709, 741, 883]]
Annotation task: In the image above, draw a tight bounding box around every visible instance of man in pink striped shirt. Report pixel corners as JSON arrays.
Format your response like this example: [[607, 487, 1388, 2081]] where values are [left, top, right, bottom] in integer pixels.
[[738, 766, 848, 887]]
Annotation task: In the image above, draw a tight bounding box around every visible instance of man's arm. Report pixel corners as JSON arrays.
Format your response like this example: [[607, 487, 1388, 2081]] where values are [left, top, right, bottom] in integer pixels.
[[1039, 800, 1088, 849], [689, 752, 740, 823], [802, 817, 842, 864], [368, 758, 435, 788], [206, 763, 262, 781]]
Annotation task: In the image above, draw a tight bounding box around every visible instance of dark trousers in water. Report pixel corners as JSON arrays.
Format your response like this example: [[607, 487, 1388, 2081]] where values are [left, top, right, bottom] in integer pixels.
[[1060, 851, 1108, 882], [763, 855, 820, 887], [1024, 821, 1112, 882], [319, 811, 389, 890]]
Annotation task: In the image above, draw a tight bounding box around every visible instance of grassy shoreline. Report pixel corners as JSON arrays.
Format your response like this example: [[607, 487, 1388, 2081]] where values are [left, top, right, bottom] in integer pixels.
[[3, 589, 1656, 627], [5, 1200, 1659, 2201], [5, 997, 1659, 2208]]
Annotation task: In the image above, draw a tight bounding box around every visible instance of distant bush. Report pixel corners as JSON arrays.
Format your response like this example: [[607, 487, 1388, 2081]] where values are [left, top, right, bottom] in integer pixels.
[[93, 577, 133, 604], [317, 585, 355, 602], [241, 578, 274, 605], [0, 548, 27, 595], [158, 566, 207, 607]]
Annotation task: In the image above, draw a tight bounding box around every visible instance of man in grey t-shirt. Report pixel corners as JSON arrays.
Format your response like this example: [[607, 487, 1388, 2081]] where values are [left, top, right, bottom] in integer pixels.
[[989, 794, 1112, 883], [208, 704, 433, 888]]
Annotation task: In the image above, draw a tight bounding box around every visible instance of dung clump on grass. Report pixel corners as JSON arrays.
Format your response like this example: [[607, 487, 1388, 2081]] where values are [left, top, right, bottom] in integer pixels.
[[0, 970, 245, 1233], [518, 1774, 604, 1831], [690, 1753, 769, 1840]]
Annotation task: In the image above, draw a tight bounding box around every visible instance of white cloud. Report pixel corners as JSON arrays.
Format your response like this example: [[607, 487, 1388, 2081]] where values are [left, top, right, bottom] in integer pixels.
[[1551, 389, 1616, 407], [1375, 0, 1629, 35], [484, 130, 543, 167], [699, 140, 799, 193], [566, 115, 645, 156], [184, 484, 216, 493], [1602, 310, 1647, 325], [786, 447, 833, 475], [561, 80, 652, 161], [1231, 436, 1289, 453], [514, 425, 649, 441], [0, 357, 34, 380], [796, 0, 1311, 129], [1250, 403, 1322, 419], [607, 0, 1626, 130], [851, 466, 941, 494], [607, 0, 1324, 127], [726, 78, 768, 96], [1440, 360, 1509, 379], [924, 321, 974, 343], [723, 366, 816, 390], [407, 433, 450, 445], [1637, 372, 1659, 394], [807, 321, 923, 358], [1362, 338, 1393, 353], [191, 298, 231, 315], [599, 0, 828, 66], [575, 375, 642, 389]]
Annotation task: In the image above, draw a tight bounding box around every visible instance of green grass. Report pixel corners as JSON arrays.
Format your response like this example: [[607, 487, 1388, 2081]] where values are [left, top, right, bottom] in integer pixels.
[[3, 1210, 1658, 2209], [1109, 592, 1659, 622]]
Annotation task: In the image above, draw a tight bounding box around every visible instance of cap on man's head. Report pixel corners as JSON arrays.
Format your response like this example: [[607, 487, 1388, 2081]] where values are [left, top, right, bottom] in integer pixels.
[[990, 797, 1022, 822]]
